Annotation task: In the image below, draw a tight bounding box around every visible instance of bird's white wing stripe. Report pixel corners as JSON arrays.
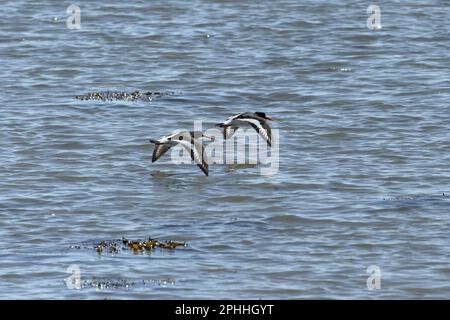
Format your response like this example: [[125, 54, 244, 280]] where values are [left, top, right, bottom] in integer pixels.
[[240, 118, 270, 143], [229, 112, 243, 120], [177, 140, 205, 165], [224, 112, 244, 125], [160, 131, 181, 143]]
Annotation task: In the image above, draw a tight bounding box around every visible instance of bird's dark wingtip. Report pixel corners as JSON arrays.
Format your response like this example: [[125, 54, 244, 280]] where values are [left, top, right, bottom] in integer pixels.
[[198, 164, 209, 176]]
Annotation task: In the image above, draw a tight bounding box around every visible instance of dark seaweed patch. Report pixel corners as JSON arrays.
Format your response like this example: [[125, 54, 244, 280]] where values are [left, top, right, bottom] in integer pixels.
[[74, 90, 176, 102], [69, 237, 187, 255], [72, 237, 187, 254], [78, 277, 176, 290]]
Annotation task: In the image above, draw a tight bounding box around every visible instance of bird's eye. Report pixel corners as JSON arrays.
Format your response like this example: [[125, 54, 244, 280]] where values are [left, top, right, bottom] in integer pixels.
[[179, 136, 183, 140], [168, 137, 171, 141]]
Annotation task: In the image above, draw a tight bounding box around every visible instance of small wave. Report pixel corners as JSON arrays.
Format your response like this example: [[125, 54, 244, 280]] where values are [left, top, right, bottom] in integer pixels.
[[383, 193, 449, 201]]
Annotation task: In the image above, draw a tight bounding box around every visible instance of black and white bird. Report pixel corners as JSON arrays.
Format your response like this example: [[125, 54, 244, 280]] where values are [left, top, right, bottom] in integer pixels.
[[149, 130, 212, 176], [215, 112, 273, 146]]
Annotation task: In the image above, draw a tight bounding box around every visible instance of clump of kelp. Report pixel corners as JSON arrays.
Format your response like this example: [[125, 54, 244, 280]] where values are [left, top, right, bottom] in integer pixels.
[[79, 277, 176, 290], [93, 237, 187, 254], [75, 90, 176, 102]]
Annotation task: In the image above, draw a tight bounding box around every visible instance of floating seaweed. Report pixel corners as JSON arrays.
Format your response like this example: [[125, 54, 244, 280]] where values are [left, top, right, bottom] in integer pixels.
[[77, 277, 176, 290], [92, 237, 187, 254], [74, 90, 176, 102], [122, 237, 186, 252], [94, 240, 120, 253]]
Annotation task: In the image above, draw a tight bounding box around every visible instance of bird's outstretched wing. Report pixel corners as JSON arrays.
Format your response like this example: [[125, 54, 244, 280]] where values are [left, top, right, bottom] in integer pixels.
[[223, 126, 239, 140], [240, 118, 272, 146], [152, 144, 172, 162], [178, 140, 209, 176]]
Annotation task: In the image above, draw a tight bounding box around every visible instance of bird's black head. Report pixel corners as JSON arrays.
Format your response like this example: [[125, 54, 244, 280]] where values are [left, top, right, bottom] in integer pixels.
[[255, 112, 273, 120]]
